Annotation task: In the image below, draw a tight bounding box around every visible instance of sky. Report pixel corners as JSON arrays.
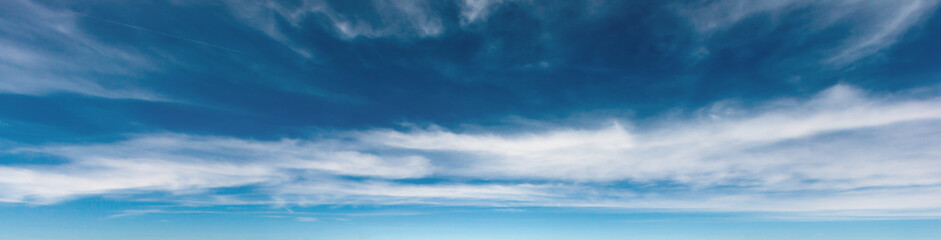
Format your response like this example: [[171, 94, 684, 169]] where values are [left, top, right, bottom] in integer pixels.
[[2, 0, 941, 239]]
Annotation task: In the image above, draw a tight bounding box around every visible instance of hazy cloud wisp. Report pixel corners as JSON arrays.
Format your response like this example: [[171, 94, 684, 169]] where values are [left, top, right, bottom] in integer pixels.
[[2, 85, 941, 218]]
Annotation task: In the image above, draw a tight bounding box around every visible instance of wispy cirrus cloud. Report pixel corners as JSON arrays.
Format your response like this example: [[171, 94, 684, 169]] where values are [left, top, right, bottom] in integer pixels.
[[0, 134, 432, 204], [676, 0, 940, 66], [459, 0, 501, 25], [227, 0, 445, 44], [365, 85, 941, 184], [824, 0, 940, 64], [0, 0, 166, 101], [2, 84, 941, 218]]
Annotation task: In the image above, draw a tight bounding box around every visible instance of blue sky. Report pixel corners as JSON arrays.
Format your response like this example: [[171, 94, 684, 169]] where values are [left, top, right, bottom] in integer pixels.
[[2, 0, 941, 239]]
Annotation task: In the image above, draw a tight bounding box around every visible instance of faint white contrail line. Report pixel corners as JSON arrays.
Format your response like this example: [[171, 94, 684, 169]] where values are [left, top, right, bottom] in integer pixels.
[[71, 12, 249, 55]]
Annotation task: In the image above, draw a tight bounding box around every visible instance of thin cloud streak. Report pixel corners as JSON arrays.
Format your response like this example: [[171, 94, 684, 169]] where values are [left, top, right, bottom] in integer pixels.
[[226, 0, 445, 43], [0, 0, 168, 101], [73, 13, 248, 55], [676, 0, 940, 66]]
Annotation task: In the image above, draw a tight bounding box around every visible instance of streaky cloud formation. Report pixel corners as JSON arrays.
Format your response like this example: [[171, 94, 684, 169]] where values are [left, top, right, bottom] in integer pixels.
[[0, 0, 163, 100], [678, 0, 940, 65], [459, 0, 500, 25], [228, 0, 445, 41], [3, 85, 940, 217]]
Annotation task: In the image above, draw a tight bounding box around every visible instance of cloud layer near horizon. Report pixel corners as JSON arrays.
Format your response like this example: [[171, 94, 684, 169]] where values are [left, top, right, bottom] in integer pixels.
[[3, 84, 941, 218]]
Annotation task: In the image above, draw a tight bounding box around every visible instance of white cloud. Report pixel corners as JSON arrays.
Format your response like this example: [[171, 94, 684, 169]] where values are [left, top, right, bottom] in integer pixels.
[[460, 0, 501, 25], [294, 216, 317, 222], [363, 85, 941, 185], [0, 0, 165, 100], [676, 0, 940, 65], [274, 180, 558, 206], [824, 0, 939, 64], [2, 84, 941, 218], [226, 0, 445, 46], [1, 134, 432, 204], [678, 0, 806, 33]]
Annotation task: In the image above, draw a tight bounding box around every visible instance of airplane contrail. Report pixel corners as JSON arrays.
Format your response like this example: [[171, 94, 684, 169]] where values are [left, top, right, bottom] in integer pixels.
[[72, 12, 248, 55]]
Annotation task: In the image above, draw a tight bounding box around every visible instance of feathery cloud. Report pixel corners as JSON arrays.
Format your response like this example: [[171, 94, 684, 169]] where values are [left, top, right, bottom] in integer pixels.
[[0, 0, 166, 100], [2, 84, 941, 218], [676, 0, 940, 65]]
